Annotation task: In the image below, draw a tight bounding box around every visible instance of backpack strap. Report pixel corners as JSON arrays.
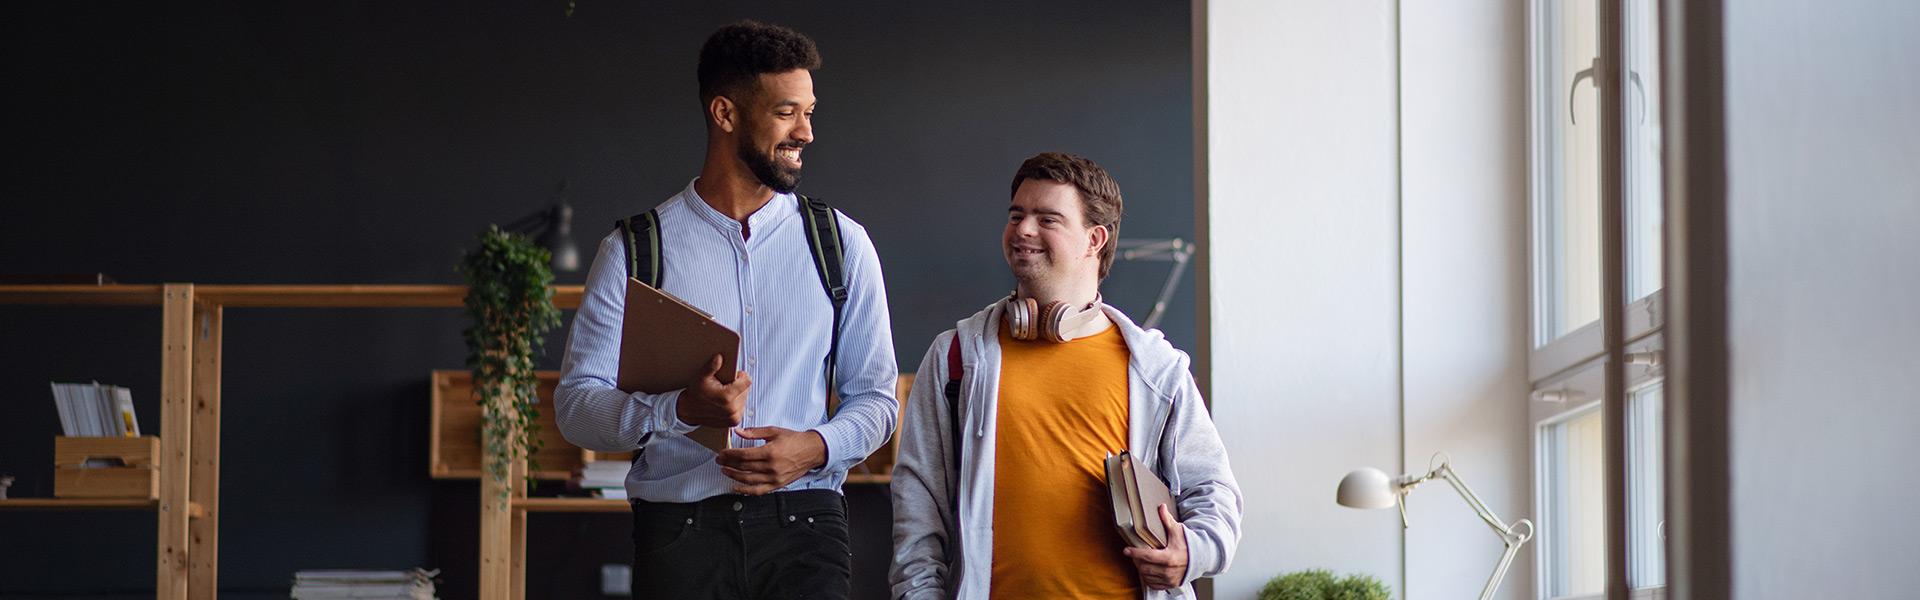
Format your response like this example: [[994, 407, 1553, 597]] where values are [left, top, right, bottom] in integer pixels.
[[798, 194, 849, 416], [615, 209, 663, 454], [944, 334, 963, 477], [620, 199, 846, 419], [617, 210, 663, 288]]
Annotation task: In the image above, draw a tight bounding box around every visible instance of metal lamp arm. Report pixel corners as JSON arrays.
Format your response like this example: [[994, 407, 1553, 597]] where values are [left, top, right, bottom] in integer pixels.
[[1434, 464, 1527, 541], [1400, 461, 1536, 600], [501, 207, 554, 235], [1116, 238, 1195, 329]]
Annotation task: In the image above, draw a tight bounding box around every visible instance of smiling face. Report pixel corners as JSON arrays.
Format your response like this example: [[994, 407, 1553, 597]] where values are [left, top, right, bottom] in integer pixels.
[[1004, 179, 1108, 288], [730, 69, 815, 193]]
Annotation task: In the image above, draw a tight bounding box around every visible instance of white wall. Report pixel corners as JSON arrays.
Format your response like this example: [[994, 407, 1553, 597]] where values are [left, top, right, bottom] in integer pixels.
[[1724, 1, 1920, 597], [1201, 0, 1405, 597], [1398, 1, 1532, 599]]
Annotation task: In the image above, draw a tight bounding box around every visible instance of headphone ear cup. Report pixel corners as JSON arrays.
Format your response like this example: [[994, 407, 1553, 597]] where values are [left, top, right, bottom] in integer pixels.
[[1040, 301, 1070, 343], [1010, 297, 1038, 340], [1023, 298, 1041, 340], [1035, 301, 1055, 342]]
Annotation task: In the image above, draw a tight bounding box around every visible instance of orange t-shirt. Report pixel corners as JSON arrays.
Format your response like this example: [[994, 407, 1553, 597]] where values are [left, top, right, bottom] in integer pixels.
[[990, 323, 1137, 599]]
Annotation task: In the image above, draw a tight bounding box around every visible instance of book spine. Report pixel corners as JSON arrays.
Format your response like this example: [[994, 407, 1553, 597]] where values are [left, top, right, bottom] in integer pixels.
[[74, 384, 98, 437], [52, 383, 76, 436], [113, 386, 138, 437], [93, 382, 113, 437]]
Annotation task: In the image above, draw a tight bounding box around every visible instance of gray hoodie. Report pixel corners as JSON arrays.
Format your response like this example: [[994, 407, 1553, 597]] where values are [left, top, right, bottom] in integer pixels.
[[889, 298, 1243, 599]]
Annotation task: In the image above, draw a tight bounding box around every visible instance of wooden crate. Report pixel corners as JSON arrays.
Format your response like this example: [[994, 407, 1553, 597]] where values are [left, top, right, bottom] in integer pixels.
[[431, 370, 610, 480], [53, 436, 160, 499]]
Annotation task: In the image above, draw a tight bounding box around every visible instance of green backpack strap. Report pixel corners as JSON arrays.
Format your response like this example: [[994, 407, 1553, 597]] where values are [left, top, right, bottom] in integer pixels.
[[615, 209, 663, 458], [620, 199, 846, 417], [797, 194, 848, 416], [618, 209, 663, 288]]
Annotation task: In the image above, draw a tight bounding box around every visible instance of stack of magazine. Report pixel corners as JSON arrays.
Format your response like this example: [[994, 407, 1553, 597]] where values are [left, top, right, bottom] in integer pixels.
[[290, 569, 439, 600], [49, 382, 139, 437], [579, 460, 628, 500]]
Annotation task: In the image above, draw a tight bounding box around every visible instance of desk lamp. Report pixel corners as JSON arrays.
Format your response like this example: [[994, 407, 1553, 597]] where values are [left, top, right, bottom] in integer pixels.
[[1337, 454, 1534, 600], [503, 180, 581, 273]]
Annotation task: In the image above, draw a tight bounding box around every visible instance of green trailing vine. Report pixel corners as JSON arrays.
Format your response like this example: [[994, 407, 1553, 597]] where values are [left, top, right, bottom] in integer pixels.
[[462, 226, 563, 502]]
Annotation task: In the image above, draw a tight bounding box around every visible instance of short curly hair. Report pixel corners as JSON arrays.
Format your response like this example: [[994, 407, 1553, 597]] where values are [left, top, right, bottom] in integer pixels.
[[1011, 152, 1125, 280], [697, 20, 821, 106]]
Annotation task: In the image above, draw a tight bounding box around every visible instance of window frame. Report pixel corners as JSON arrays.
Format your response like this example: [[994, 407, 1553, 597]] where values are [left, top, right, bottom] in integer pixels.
[[1527, 0, 1669, 597]]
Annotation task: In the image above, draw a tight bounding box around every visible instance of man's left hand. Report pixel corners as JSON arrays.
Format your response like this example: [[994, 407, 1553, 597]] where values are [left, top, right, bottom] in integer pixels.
[[716, 427, 828, 495], [1123, 504, 1190, 590]]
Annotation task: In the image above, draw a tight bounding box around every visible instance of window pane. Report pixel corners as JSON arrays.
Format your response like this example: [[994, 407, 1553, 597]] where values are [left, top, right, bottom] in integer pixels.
[[1625, 0, 1664, 301], [1539, 0, 1603, 344], [1629, 380, 1666, 588], [1545, 406, 1606, 597]]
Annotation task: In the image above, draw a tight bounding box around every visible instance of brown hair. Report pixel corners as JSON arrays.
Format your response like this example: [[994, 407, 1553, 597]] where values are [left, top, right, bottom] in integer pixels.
[[1010, 152, 1125, 279]]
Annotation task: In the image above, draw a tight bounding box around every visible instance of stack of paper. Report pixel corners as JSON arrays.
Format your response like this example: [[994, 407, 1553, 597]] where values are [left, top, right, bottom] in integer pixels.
[[49, 382, 139, 438], [290, 569, 439, 600], [579, 460, 629, 500]]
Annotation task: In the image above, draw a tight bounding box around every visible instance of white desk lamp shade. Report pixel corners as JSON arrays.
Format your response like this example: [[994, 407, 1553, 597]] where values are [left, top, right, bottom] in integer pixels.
[[1336, 467, 1398, 509]]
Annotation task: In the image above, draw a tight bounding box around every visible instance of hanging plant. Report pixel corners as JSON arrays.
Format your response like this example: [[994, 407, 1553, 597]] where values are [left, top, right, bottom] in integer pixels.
[[461, 226, 563, 502]]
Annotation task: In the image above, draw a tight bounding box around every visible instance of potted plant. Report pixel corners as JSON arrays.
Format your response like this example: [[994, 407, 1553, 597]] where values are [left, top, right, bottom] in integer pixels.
[[1260, 568, 1392, 600], [461, 226, 562, 503]]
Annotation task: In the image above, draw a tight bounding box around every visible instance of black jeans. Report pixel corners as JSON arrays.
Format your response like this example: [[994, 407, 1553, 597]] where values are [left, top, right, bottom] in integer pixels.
[[630, 489, 852, 600]]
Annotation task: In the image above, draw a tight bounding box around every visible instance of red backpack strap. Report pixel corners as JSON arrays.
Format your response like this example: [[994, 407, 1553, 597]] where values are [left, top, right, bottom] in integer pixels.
[[944, 335, 963, 475]]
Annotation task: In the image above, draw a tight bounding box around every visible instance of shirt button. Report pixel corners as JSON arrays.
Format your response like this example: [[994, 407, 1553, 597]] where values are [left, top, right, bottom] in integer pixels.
[[731, 501, 744, 512], [745, 305, 755, 314]]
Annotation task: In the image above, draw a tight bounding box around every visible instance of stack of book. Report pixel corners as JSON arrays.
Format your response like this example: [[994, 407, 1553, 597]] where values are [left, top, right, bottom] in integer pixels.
[[290, 569, 439, 600], [579, 460, 628, 500], [1105, 451, 1174, 550], [49, 382, 139, 438]]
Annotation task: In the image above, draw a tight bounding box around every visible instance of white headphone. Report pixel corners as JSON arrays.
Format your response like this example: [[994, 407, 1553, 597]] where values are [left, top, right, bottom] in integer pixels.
[[1004, 294, 1111, 343]]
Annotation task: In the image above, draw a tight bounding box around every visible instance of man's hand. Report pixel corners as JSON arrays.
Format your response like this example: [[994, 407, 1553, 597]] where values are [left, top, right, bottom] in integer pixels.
[[1123, 504, 1190, 590], [715, 427, 828, 495], [675, 355, 751, 428]]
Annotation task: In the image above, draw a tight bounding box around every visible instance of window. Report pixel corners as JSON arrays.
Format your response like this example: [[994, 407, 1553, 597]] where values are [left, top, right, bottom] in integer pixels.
[[1528, 0, 1665, 597], [1537, 378, 1605, 598]]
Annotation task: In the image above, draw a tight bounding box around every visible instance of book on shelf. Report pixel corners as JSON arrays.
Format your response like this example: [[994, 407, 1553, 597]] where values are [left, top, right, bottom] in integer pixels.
[[49, 381, 139, 439], [576, 460, 628, 499], [579, 460, 628, 487], [290, 568, 439, 600]]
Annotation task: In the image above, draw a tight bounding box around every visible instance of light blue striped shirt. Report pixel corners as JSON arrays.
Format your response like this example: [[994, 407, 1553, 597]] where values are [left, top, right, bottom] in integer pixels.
[[555, 180, 898, 503]]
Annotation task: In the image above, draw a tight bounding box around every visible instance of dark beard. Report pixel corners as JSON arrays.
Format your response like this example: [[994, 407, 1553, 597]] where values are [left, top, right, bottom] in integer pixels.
[[737, 136, 803, 194]]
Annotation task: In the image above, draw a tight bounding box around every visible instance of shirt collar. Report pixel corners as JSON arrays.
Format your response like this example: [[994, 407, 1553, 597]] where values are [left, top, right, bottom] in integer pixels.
[[682, 178, 794, 235]]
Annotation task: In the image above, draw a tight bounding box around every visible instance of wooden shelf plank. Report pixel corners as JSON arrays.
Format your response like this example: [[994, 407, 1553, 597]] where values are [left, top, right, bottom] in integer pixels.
[[0, 498, 159, 510], [1, 284, 586, 309], [0, 284, 166, 305], [510, 497, 632, 513], [196, 284, 583, 309]]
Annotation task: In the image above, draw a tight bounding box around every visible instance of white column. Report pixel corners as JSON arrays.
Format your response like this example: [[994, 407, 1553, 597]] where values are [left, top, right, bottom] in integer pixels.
[[1199, 0, 1404, 597]]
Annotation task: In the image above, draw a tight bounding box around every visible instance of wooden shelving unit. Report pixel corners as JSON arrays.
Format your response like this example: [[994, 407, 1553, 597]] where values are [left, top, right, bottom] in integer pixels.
[[0, 284, 589, 600], [510, 497, 631, 513], [2, 283, 897, 600], [0, 498, 162, 511]]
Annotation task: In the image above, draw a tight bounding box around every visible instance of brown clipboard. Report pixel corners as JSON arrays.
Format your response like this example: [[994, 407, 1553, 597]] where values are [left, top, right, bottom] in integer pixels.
[[617, 277, 739, 452]]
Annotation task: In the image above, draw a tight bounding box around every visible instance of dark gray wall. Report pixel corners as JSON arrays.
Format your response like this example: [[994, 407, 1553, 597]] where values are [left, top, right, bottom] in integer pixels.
[[0, 1, 1192, 598]]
